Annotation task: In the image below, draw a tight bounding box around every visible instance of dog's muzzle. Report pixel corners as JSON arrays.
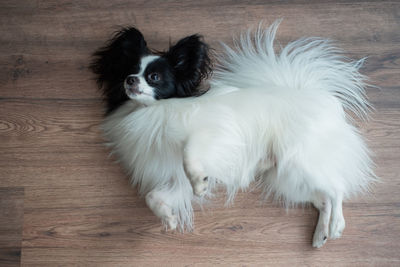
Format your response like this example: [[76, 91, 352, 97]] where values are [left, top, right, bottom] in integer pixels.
[[124, 75, 142, 95]]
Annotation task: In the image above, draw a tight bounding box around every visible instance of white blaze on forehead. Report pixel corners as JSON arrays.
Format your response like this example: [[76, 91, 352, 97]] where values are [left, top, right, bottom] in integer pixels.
[[126, 55, 161, 104], [138, 55, 160, 75]]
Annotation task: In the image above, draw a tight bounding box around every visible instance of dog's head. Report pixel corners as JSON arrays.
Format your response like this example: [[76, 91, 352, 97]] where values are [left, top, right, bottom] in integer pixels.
[[91, 28, 211, 113]]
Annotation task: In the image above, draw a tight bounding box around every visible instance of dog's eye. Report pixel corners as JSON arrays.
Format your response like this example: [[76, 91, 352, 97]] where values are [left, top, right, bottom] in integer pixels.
[[148, 72, 160, 82]]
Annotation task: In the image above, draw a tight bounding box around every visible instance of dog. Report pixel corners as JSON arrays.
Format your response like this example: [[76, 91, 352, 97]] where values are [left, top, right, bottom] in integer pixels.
[[91, 21, 375, 248]]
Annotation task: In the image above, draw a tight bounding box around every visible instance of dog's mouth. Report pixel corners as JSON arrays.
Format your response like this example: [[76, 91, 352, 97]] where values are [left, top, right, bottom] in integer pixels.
[[126, 86, 142, 95], [125, 85, 154, 98]]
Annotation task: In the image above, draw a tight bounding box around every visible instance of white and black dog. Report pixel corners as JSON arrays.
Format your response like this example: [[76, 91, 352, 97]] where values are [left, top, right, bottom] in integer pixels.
[[91, 21, 375, 248]]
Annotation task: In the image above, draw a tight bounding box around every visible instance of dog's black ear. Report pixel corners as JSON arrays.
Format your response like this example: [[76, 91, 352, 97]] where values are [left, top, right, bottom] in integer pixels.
[[164, 35, 212, 97], [90, 27, 149, 113]]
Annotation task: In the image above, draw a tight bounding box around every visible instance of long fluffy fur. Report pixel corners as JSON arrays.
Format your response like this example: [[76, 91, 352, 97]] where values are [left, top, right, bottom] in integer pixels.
[[102, 21, 375, 231]]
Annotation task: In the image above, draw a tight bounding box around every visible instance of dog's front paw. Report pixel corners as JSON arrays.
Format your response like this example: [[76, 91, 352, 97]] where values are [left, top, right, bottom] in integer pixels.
[[183, 160, 209, 197], [146, 191, 179, 231], [191, 176, 209, 197], [164, 215, 178, 231]]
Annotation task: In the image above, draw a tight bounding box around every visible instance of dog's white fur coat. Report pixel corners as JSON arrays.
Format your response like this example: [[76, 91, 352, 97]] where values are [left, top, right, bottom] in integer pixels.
[[102, 22, 375, 247]]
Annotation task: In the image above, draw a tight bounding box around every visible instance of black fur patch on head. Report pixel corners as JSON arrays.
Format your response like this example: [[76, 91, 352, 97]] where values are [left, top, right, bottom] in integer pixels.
[[163, 34, 212, 97], [90, 27, 149, 113]]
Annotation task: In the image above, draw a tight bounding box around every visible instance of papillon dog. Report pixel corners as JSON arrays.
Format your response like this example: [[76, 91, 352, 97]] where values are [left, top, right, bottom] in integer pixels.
[[91, 21, 375, 248]]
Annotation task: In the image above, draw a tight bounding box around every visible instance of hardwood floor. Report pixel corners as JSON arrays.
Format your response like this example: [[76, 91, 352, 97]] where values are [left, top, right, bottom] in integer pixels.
[[1, 0, 399, 266]]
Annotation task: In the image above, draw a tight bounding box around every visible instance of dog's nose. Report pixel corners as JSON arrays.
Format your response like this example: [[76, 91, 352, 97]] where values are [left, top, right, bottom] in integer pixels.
[[126, 75, 139, 86]]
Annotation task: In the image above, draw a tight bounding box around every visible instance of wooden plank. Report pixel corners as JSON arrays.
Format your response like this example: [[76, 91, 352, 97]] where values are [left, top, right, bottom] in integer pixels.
[[0, 188, 24, 267]]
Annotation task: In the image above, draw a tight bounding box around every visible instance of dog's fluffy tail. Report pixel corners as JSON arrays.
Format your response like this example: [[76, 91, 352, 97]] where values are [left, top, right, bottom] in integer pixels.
[[212, 20, 371, 121]]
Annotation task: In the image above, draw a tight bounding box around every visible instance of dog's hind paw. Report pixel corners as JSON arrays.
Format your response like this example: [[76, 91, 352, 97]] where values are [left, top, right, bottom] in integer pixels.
[[312, 225, 328, 248], [329, 216, 345, 240]]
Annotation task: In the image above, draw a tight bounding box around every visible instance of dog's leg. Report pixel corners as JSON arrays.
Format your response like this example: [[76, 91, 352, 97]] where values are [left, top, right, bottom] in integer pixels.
[[183, 138, 209, 197], [312, 193, 332, 248], [329, 194, 345, 239], [183, 156, 208, 197], [145, 190, 177, 230]]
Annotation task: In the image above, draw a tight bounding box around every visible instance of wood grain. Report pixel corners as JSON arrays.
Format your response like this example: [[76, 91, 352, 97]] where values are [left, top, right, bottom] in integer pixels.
[[0, 188, 24, 266], [0, 0, 399, 266]]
